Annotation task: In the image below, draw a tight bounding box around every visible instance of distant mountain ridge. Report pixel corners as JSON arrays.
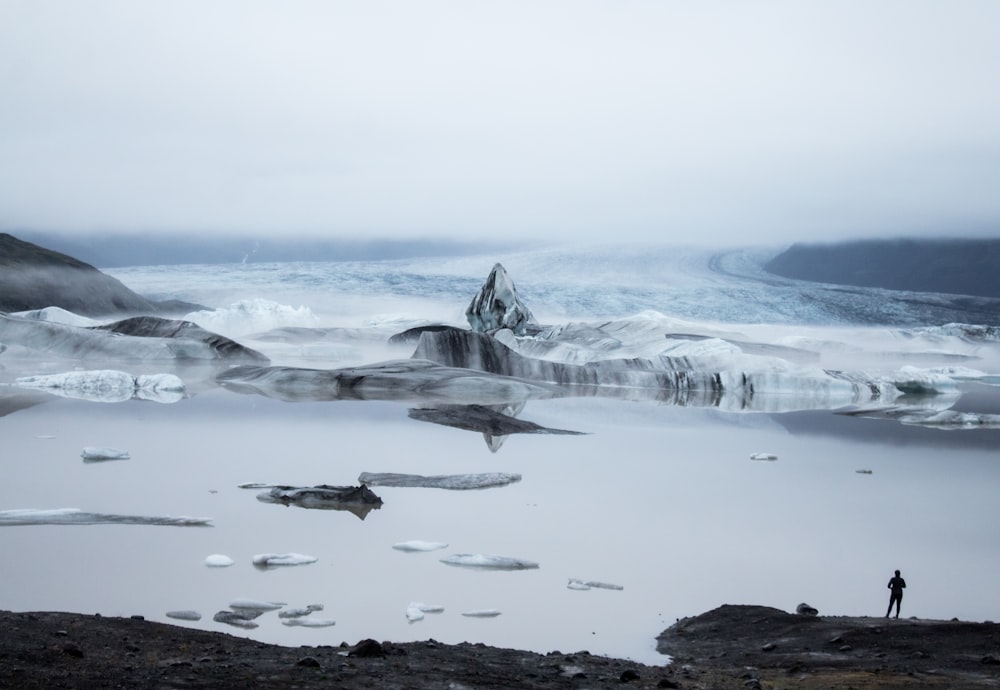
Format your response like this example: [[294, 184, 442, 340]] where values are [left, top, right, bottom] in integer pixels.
[[764, 238, 1000, 299], [12, 232, 518, 268]]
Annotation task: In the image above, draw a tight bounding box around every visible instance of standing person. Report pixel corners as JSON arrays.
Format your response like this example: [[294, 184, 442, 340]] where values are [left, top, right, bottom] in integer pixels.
[[886, 569, 906, 618]]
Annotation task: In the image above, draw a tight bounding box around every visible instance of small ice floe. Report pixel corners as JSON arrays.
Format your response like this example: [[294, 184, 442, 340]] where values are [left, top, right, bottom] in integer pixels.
[[251, 552, 318, 568], [249, 484, 383, 520], [278, 604, 324, 619], [166, 610, 202, 621], [205, 554, 235, 567], [406, 602, 445, 622], [440, 553, 539, 570], [229, 599, 285, 612], [392, 540, 449, 553], [0, 508, 211, 527], [281, 617, 336, 628], [856, 469, 873, 475], [567, 578, 623, 591], [750, 452, 778, 461], [35, 434, 56, 439], [213, 610, 260, 629], [461, 609, 502, 618], [81, 446, 130, 462], [15, 370, 184, 404], [359, 471, 522, 490]]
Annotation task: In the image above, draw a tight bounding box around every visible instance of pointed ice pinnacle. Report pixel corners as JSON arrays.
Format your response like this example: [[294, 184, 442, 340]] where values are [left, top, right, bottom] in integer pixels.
[[465, 263, 536, 335]]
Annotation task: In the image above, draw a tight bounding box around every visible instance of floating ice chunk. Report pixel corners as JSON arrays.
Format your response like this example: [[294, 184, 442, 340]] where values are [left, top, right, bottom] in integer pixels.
[[213, 610, 259, 629], [81, 446, 130, 462], [584, 580, 624, 591], [392, 540, 449, 553], [281, 617, 336, 628], [228, 599, 285, 612], [405, 605, 424, 622], [0, 508, 211, 527], [750, 453, 778, 461], [461, 609, 502, 618], [252, 552, 318, 567], [856, 469, 873, 474], [166, 610, 202, 621], [890, 366, 960, 395], [278, 604, 324, 619], [359, 472, 521, 490], [567, 579, 590, 590], [440, 553, 539, 570], [205, 554, 235, 567], [406, 600, 445, 621], [15, 369, 184, 404]]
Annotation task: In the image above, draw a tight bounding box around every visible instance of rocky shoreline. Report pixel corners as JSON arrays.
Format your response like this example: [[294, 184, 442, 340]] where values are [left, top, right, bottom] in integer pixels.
[[3, 606, 999, 689]]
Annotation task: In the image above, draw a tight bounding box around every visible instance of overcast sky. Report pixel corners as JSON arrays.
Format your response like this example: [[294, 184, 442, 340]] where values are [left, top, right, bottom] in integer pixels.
[[1, 1, 998, 247]]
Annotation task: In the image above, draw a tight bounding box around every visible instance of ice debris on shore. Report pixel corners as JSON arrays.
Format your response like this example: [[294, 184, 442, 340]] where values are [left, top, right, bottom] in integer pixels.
[[392, 540, 449, 553], [81, 446, 130, 461], [204, 554, 235, 567], [440, 553, 539, 570], [251, 552, 317, 567]]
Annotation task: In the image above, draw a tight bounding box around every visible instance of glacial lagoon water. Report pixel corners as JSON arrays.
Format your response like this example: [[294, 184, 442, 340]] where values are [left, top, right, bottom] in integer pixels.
[[1, 244, 999, 665]]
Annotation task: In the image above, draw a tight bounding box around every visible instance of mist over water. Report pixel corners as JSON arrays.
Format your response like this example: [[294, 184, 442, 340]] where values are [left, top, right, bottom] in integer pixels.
[[2, 246, 999, 665]]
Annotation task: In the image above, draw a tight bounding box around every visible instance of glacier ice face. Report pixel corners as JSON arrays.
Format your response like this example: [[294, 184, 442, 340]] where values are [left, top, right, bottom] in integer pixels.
[[466, 263, 537, 335], [358, 472, 521, 490]]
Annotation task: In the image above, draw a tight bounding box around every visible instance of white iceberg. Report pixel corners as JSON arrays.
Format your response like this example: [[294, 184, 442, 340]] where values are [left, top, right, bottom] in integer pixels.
[[407, 601, 445, 621], [228, 599, 285, 612], [278, 604, 324, 619], [165, 610, 202, 621], [185, 299, 319, 338], [392, 540, 449, 553], [15, 369, 184, 404], [405, 605, 424, 622], [440, 553, 539, 570], [461, 609, 502, 618], [81, 446, 130, 461], [251, 552, 318, 567], [205, 554, 235, 567], [281, 617, 336, 628]]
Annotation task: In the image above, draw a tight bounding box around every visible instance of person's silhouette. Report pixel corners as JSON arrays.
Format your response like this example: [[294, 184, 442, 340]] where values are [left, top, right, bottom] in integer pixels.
[[886, 569, 906, 618]]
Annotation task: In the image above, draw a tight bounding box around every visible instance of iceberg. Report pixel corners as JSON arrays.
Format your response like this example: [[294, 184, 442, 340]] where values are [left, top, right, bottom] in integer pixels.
[[392, 540, 449, 553], [184, 299, 319, 338], [81, 446, 130, 462], [281, 617, 336, 628], [466, 263, 537, 335], [251, 552, 318, 567], [440, 553, 540, 570], [11, 306, 101, 328], [205, 554, 235, 568], [165, 610, 202, 621], [15, 369, 185, 404], [229, 599, 285, 612], [461, 609, 502, 618], [406, 602, 444, 622], [0, 313, 268, 363], [212, 611, 259, 629], [358, 472, 521, 490], [278, 604, 324, 619], [0, 508, 211, 527], [250, 484, 383, 520]]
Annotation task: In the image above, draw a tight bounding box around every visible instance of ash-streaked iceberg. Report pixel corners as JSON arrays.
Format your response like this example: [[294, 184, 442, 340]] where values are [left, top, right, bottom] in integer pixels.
[[440, 553, 540, 570], [251, 552, 318, 568], [359, 472, 521, 490], [278, 604, 324, 619], [465, 263, 537, 335], [165, 610, 202, 621], [0, 508, 211, 527], [281, 617, 336, 628], [15, 369, 184, 404], [249, 484, 383, 520]]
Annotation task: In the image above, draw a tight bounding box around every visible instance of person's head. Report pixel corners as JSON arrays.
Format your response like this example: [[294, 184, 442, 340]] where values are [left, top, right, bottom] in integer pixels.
[[895, 570, 901, 576]]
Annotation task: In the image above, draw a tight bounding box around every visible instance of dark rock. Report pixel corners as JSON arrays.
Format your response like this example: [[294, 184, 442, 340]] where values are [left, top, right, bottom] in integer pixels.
[[795, 603, 818, 616], [297, 656, 321, 668], [62, 643, 84, 658], [619, 668, 640, 681], [349, 639, 385, 658]]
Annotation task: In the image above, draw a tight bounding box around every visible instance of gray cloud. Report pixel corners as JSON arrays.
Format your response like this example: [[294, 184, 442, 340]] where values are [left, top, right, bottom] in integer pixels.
[[1, 0, 998, 246]]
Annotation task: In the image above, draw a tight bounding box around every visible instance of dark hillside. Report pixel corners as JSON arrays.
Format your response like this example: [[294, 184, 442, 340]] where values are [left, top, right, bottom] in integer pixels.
[[764, 238, 1000, 298], [0, 233, 162, 316]]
